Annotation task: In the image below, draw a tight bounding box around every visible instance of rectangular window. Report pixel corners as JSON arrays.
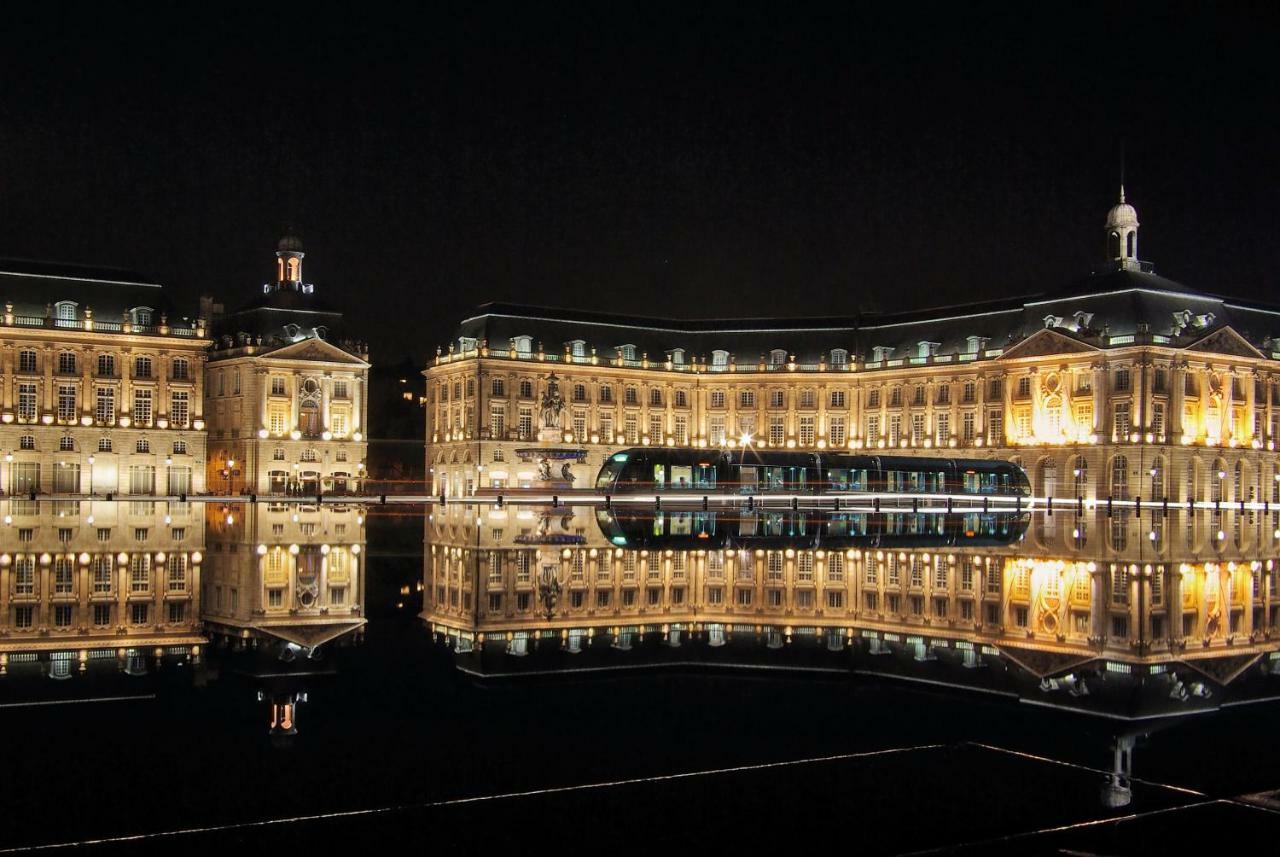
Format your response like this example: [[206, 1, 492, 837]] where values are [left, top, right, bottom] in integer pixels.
[[170, 391, 189, 428], [769, 417, 785, 446], [133, 389, 153, 426], [1114, 402, 1131, 439], [828, 416, 846, 447], [830, 390, 846, 408], [709, 416, 726, 446], [987, 410, 1003, 445], [130, 603, 149, 625], [866, 415, 880, 444], [935, 412, 950, 445], [18, 383, 37, 421], [54, 383, 77, 421], [798, 416, 815, 446], [911, 413, 926, 445], [888, 415, 901, 446]]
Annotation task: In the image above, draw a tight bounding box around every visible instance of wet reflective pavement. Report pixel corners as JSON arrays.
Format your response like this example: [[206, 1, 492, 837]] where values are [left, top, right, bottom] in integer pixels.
[[2, 501, 1280, 853]]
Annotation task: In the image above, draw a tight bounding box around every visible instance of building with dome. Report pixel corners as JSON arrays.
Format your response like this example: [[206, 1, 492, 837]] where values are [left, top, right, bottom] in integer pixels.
[[203, 237, 370, 497], [426, 189, 1280, 522]]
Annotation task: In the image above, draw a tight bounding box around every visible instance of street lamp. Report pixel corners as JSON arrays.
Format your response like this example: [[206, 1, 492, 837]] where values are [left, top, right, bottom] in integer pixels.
[[223, 458, 236, 496], [87, 454, 95, 496]]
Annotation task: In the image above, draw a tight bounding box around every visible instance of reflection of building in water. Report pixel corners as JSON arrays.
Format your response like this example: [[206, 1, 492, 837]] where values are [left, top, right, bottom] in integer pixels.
[[0, 498, 205, 676], [202, 237, 369, 496], [423, 504, 1280, 716], [202, 501, 366, 653]]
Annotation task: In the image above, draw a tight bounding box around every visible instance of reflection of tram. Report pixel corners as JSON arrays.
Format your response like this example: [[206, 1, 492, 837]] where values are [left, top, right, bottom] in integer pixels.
[[595, 507, 1030, 549], [595, 448, 1030, 498]]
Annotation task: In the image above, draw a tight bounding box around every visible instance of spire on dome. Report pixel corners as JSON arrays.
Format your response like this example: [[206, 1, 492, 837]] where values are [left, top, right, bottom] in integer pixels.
[[1104, 184, 1140, 271]]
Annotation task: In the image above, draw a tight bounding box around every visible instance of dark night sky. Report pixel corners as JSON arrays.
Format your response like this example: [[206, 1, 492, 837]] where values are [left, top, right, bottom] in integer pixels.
[[2, 2, 1278, 364]]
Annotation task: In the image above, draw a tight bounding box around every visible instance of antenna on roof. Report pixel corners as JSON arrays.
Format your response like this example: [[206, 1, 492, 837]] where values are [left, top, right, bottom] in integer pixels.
[[1118, 139, 1126, 203]]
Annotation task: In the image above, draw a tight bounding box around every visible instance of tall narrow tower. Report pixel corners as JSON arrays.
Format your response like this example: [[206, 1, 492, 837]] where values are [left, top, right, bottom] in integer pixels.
[[1105, 187, 1141, 271], [275, 234, 306, 289]]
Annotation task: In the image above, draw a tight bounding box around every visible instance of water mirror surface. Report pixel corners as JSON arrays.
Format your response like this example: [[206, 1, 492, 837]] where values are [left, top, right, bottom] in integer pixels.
[[3, 499, 1280, 854]]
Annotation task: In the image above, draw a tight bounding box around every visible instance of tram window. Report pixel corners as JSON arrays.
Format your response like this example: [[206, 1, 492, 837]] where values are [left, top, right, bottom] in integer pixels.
[[738, 466, 758, 493], [763, 512, 786, 535], [670, 512, 692, 535], [670, 465, 693, 489], [739, 514, 758, 536], [653, 464, 666, 488], [652, 513, 664, 536], [963, 471, 979, 493], [694, 464, 717, 489], [827, 468, 849, 490]]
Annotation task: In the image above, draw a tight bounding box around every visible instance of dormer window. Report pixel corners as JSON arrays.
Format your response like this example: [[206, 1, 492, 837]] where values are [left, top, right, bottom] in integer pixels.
[[284, 324, 301, 340], [131, 307, 153, 327], [1074, 311, 1095, 330], [1042, 315, 1063, 329], [965, 336, 987, 354], [769, 349, 788, 366], [917, 341, 940, 358], [618, 344, 637, 361], [830, 348, 848, 368], [668, 348, 685, 365], [460, 337, 477, 353], [512, 335, 533, 355], [54, 301, 77, 326], [566, 339, 586, 357], [1195, 313, 1215, 329], [711, 350, 730, 370], [871, 346, 893, 362], [313, 326, 328, 340]]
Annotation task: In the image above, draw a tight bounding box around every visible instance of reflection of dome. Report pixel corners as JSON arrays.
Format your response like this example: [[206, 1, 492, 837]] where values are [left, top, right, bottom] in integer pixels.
[[277, 234, 304, 253]]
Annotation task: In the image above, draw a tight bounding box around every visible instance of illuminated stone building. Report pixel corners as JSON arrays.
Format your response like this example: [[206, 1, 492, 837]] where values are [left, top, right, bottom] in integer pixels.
[[0, 497, 205, 674], [201, 501, 366, 653], [0, 260, 210, 497], [204, 238, 370, 497], [426, 190, 1280, 514]]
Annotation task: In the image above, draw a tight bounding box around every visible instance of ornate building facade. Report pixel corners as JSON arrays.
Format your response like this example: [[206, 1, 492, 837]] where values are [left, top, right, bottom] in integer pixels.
[[425, 192, 1280, 513], [203, 238, 370, 496], [0, 261, 210, 497]]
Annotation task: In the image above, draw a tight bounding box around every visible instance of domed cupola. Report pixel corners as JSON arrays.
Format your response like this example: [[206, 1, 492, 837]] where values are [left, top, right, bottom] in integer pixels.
[[1105, 187, 1141, 271]]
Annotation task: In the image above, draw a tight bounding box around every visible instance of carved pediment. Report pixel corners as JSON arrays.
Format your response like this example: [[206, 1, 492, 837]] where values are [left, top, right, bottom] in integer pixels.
[[1185, 326, 1265, 359], [266, 337, 369, 366], [998, 328, 1100, 361]]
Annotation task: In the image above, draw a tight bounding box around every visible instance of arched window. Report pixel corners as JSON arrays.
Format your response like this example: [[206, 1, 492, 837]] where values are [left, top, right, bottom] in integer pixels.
[[617, 344, 637, 361], [1110, 455, 1129, 500], [1149, 457, 1165, 499], [287, 257, 301, 280], [1038, 458, 1058, 497], [830, 348, 848, 368], [1042, 394, 1062, 438], [1126, 232, 1135, 257], [131, 307, 153, 327], [1212, 458, 1227, 503], [513, 335, 533, 355], [711, 350, 729, 370], [54, 301, 77, 326], [1071, 456, 1088, 498], [769, 349, 788, 366]]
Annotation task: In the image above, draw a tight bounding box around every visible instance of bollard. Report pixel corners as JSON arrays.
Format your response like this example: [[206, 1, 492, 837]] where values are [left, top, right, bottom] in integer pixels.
[[1107, 496, 1112, 518], [552, 495, 559, 508], [702, 495, 708, 511], [249, 493, 257, 504], [1135, 496, 1141, 518]]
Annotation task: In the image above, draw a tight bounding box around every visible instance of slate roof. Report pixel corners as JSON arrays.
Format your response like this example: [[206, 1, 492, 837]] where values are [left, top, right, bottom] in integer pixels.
[[0, 257, 180, 320], [447, 264, 1280, 365]]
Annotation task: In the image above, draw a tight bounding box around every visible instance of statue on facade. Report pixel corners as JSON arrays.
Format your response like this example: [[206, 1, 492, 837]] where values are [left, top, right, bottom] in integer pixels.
[[540, 373, 565, 429]]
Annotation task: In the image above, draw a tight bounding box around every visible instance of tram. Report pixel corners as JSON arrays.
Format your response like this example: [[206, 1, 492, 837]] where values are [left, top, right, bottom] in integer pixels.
[[595, 448, 1031, 499]]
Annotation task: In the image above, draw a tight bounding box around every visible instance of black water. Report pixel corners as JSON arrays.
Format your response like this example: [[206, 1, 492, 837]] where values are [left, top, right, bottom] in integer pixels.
[[1, 510, 1278, 855]]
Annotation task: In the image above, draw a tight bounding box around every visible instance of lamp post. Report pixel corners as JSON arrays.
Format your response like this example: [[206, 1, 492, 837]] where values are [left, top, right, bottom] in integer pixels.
[[87, 454, 95, 496], [2, 452, 11, 496], [224, 458, 236, 496]]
